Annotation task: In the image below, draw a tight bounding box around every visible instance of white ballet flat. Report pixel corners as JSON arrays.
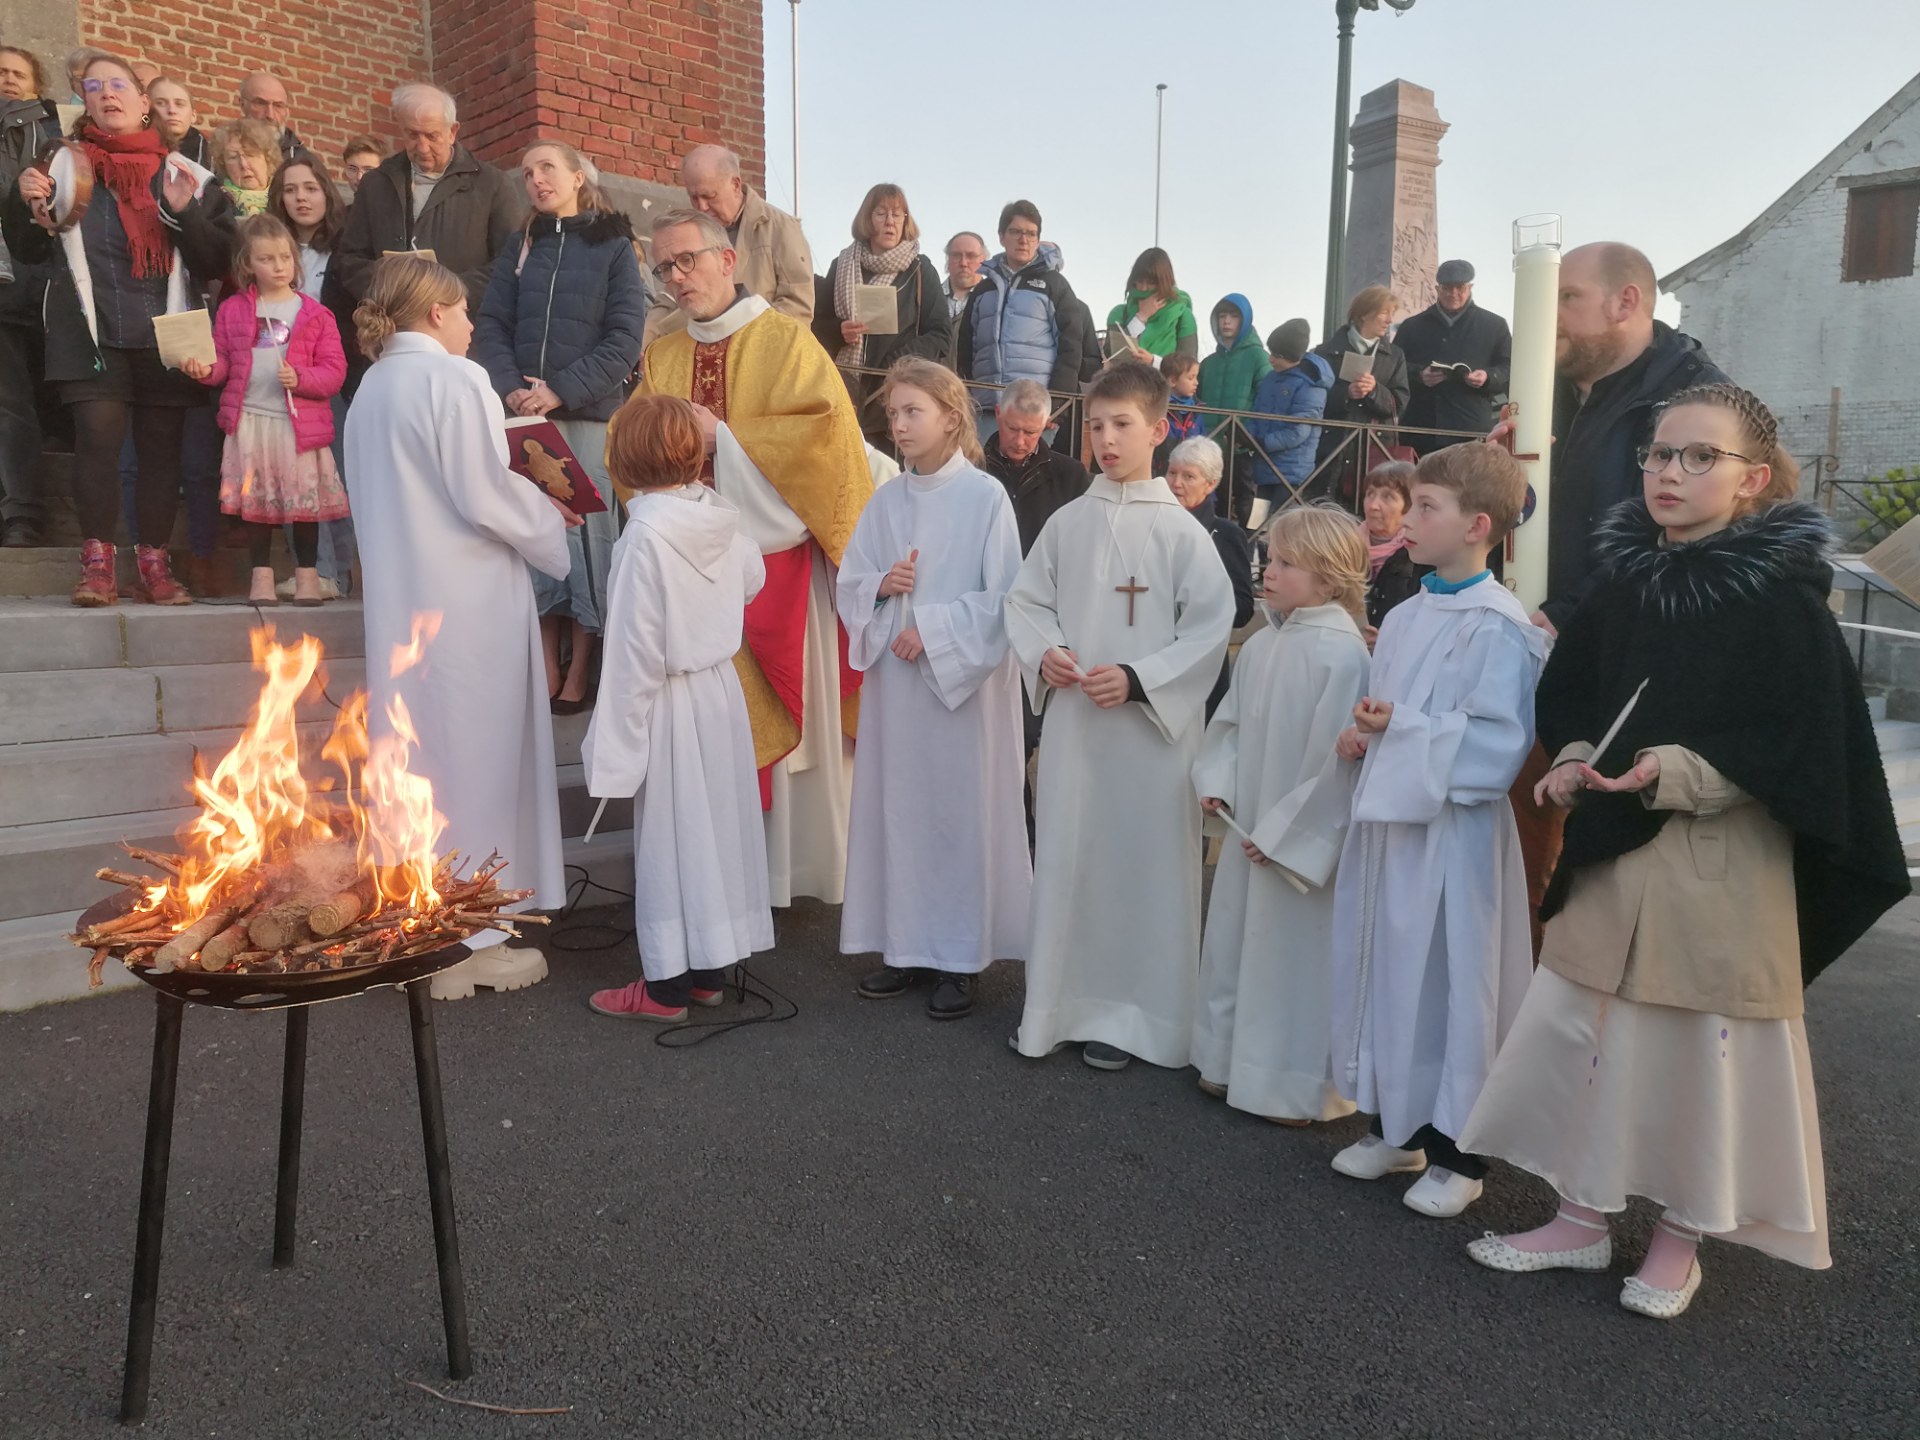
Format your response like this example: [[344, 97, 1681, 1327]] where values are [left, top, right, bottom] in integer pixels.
[[1402, 1165, 1484, 1217], [1468, 1210, 1613, 1272], [1621, 1259, 1703, 1320], [1331, 1135, 1427, 1180]]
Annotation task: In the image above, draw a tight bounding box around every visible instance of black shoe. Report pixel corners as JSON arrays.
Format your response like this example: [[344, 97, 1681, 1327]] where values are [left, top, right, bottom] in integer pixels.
[[927, 974, 974, 1019], [856, 966, 919, 999], [1082, 1041, 1133, 1072], [1, 519, 41, 548]]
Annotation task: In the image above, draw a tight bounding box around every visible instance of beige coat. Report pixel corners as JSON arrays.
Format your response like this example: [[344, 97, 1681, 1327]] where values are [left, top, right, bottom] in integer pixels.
[[646, 187, 813, 343], [1541, 743, 1803, 1019]]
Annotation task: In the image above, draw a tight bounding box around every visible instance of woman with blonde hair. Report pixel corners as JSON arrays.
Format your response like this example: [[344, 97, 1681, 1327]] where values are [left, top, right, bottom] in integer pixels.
[[835, 356, 1029, 1020], [813, 182, 950, 447], [343, 254, 576, 1001], [1193, 503, 1373, 1123], [216, 117, 281, 216]]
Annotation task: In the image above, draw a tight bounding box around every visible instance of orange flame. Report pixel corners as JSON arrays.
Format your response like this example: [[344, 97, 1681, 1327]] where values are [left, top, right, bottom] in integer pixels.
[[156, 617, 450, 923]]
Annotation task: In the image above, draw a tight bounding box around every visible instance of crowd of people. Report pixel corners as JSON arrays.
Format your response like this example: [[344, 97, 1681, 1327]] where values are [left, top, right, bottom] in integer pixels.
[[3, 46, 1913, 1328]]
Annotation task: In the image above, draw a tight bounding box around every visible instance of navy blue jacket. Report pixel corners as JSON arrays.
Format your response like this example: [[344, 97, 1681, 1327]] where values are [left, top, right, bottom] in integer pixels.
[[474, 209, 647, 422], [1244, 351, 1334, 492]]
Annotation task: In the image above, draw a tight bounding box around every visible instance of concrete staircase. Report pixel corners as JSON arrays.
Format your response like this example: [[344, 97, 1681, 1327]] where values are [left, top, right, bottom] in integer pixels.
[[0, 597, 635, 1010]]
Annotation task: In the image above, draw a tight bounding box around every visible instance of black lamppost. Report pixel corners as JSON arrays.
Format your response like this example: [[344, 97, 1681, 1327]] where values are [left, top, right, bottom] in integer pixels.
[[1323, 0, 1417, 338]]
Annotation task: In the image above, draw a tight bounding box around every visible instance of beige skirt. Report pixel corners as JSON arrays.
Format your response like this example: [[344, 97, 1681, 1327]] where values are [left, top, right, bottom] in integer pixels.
[[1459, 967, 1829, 1269]]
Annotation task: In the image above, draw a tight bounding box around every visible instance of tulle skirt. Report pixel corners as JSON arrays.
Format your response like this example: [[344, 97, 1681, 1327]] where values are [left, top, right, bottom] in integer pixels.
[[1459, 967, 1829, 1269], [219, 412, 351, 525]]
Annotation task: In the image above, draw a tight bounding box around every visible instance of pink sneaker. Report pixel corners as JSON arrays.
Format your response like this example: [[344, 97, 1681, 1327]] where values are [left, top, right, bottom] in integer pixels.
[[689, 986, 726, 1008], [589, 980, 686, 1023]]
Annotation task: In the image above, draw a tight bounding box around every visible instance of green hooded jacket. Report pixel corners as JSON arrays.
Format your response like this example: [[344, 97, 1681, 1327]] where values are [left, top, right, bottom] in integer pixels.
[[1196, 293, 1266, 433]]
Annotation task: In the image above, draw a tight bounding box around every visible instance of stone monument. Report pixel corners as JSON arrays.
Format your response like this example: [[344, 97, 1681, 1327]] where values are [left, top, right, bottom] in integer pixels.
[[1344, 79, 1450, 319]]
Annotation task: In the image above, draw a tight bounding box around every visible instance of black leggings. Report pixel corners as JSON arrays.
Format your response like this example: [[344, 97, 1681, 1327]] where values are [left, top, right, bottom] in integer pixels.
[[72, 400, 181, 546], [645, 967, 730, 1005], [249, 521, 317, 568]]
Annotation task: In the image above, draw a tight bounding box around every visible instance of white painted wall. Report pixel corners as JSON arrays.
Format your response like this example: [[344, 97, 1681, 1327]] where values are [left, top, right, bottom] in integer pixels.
[[1667, 98, 1920, 488]]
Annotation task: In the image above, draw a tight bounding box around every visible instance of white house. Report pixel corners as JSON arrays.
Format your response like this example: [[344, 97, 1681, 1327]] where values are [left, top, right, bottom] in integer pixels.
[[1662, 73, 1920, 487]]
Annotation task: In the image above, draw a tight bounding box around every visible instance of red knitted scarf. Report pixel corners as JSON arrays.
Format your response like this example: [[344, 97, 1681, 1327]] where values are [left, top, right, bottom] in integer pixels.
[[77, 124, 172, 279]]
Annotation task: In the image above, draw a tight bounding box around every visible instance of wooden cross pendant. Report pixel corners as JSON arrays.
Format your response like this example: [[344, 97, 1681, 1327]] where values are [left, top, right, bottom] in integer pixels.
[[1116, 575, 1149, 626]]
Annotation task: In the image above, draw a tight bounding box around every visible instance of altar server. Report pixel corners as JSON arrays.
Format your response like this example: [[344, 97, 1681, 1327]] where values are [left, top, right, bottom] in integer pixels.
[[837, 358, 1030, 1021], [1005, 361, 1235, 1072], [344, 255, 571, 1000], [583, 393, 774, 1023], [1192, 505, 1371, 1122]]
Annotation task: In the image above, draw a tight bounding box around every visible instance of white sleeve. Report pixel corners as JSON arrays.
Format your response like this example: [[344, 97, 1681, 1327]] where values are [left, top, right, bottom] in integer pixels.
[[713, 423, 809, 552], [439, 371, 570, 579], [834, 499, 896, 673], [915, 490, 1022, 711], [581, 540, 666, 798]]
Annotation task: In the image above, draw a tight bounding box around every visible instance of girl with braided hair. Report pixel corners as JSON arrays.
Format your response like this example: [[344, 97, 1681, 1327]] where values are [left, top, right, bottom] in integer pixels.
[[1457, 383, 1909, 1318]]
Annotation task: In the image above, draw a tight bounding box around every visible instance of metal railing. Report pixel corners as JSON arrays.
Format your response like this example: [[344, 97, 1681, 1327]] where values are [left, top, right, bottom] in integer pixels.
[[837, 364, 1489, 532]]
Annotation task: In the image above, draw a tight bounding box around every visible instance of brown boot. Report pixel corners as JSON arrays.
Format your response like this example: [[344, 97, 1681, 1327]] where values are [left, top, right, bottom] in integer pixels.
[[71, 539, 117, 607], [133, 544, 193, 605]]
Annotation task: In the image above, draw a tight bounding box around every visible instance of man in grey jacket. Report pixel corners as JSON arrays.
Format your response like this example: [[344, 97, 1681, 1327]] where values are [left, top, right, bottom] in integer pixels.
[[647, 144, 812, 340]]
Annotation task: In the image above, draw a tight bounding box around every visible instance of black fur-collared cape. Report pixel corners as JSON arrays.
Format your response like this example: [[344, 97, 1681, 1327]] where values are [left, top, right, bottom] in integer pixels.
[[1537, 499, 1910, 985]]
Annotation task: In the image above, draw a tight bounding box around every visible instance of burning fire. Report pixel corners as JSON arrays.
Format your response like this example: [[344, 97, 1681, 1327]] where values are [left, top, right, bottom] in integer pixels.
[[74, 616, 544, 983]]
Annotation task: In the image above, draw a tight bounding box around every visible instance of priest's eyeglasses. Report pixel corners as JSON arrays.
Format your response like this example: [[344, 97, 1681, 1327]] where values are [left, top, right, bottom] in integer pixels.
[[1637, 442, 1758, 475], [649, 246, 722, 284]]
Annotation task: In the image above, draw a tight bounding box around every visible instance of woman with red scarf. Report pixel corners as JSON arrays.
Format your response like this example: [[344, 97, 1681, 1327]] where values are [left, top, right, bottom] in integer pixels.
[[4, 53, 233, 605]]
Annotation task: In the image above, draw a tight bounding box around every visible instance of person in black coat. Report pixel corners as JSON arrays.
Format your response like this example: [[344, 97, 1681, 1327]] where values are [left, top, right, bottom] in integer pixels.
[[814, 183, 950, 449], [981, 379, 1089, 557], [0, 59, 60, 546], [1311, 284, 1410, 499], [1166, 435, 1255, 720], [1396, 259, 1512, 455]]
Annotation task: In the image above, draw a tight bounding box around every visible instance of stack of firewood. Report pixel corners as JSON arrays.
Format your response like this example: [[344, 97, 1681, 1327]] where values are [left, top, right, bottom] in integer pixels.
[[73, 844, 545, 987]]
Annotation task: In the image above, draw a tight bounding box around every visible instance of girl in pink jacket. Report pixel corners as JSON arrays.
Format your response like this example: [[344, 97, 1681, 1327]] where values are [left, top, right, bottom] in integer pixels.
[[183, 214, 349, 605]]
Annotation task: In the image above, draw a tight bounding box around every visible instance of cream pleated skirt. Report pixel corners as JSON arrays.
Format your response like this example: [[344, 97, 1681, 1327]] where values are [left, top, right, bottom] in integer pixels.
[[1459, 968, 1829, 1269]]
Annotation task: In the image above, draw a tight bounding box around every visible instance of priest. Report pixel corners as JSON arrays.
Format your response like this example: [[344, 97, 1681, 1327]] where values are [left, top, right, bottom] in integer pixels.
[[634, 209, 873, 905]]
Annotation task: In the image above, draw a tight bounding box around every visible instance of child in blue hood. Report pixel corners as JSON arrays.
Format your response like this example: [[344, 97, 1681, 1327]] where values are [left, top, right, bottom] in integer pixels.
[[1245, 319, 1334, 510]]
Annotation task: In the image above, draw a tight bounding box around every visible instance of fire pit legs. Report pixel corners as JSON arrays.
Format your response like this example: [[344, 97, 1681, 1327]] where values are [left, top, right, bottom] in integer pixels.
[[406, 979, 472, 1380], [272, 1008, 310, 1268], [120, 991, 185, 1425]]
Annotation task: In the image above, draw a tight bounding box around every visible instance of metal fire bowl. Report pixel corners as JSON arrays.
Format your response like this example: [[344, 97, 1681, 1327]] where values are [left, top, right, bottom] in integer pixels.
[[79, 892, 474, 1012]]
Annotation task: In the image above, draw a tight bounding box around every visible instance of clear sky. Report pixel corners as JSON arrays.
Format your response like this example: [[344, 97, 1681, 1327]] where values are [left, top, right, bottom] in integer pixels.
[[758, 0, 1920, 338]]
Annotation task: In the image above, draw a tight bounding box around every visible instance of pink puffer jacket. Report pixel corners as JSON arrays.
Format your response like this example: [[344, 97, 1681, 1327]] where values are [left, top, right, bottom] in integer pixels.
[[203, 289, 348, 453]]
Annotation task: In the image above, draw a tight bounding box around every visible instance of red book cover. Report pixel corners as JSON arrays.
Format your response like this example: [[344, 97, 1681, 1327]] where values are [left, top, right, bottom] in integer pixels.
[[502, 415, 607, 515]]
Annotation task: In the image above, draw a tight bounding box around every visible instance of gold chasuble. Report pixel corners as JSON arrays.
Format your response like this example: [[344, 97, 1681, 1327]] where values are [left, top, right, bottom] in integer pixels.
[[633, 300, 872, 771]]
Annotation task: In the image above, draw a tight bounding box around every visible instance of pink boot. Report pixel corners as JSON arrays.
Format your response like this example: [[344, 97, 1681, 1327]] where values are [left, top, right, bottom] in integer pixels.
[[71, 539, 117, 607]]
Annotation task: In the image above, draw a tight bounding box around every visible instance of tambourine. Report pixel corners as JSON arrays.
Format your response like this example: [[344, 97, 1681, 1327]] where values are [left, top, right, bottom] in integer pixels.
[[29, 139, 94, 234]]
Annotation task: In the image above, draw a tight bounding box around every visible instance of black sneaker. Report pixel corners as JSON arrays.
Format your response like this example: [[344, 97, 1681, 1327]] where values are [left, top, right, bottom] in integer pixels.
[[1082, 1041, 1133, 1072], [856, 967, 919, 999], [927, 974, 975, 1019]]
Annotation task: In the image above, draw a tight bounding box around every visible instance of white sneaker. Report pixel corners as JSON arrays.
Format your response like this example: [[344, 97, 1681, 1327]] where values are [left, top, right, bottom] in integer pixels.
[[429, 946, 550, 1001], [1403, 1166, 1484, 1217], [1331, 1135, 1428, 1180]]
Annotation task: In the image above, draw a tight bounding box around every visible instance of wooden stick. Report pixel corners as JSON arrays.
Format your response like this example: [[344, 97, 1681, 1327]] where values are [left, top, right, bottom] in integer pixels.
[[402, 1378, 570, 1416], [310, 880, 376, 937], [87, 946, 111, 988], [123, 846, 185, 877], [154, 905, 235, 971], [248, 901, 312, 953], [199, 921, 255, 972], [96, 869, 165, 890]]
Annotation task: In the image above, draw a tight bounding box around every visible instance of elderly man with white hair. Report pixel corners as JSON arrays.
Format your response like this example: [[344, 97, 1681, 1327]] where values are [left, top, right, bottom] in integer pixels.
[[979, 379, 1087, 556], [646, 143, 811, 340], [335, 82, 524, 310]]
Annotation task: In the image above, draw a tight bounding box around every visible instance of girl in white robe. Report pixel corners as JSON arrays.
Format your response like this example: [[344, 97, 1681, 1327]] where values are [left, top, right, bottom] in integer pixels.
[[582, 394, 774, 1022], [836, 359, 1030, 1021], [342, 256, 572, 1002], [1192, 507, 1371, 1123]]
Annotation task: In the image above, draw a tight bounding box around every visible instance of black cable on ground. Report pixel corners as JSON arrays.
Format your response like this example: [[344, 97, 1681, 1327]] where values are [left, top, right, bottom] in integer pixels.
[[548, 862, 800, 1048]]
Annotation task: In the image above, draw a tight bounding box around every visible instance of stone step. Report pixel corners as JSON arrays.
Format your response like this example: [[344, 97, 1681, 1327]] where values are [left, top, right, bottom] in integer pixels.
[[1891, 783, 1920, 832], [1874, 720, 1920, 756], [0, 804, 202, 924], [0, 544, 264, 598], [0, 656, 368, 745], [0, 827, 638, 1012], [1902, 822, 1920, 865], [1885, 751, 1920, 791], [0, 596, 365, 672]]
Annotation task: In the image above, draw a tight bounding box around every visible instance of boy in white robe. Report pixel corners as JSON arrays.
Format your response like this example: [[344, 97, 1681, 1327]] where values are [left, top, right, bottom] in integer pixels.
[[837, 360, 1030, 1020], [1005, 362, 1235, 1072], [1192, 507, 1371, 1123], [1327, 443, 1548, 1216], [342, 257, 572, 1003], [582, 394, 774, 1023]]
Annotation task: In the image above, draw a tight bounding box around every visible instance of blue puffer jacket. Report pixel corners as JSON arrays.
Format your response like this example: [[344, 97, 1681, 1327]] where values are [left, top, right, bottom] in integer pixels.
[[1244, 351, 1334, 492], [956, 242, 1086, 399], [475, 210, 647, 422]]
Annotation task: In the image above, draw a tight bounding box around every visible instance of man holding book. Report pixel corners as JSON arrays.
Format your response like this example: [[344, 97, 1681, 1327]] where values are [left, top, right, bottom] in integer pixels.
[[1397, 260, 1513, 456]]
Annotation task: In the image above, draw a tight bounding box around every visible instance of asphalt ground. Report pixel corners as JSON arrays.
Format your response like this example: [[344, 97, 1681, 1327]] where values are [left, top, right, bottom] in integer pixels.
[[3, 893, 1917, 1439]]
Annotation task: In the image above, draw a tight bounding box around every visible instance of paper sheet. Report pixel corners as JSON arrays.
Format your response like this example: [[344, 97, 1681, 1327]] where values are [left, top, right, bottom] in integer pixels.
[[1215, 805, 1311, 893], [151, 309, 215, 371], [163, 151, 215, 199], [55, 103, 82, 135], [853, 283, 898, 335], [383, 248, 438, 263], [1863, 516, 1920, 609], [1338, 350, 1376, 384]]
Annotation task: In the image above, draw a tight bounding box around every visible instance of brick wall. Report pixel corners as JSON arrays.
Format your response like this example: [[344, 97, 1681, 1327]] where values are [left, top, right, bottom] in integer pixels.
[[78, 0, 764, 189], [1668, 96, 1920, 502]]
